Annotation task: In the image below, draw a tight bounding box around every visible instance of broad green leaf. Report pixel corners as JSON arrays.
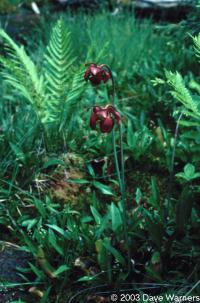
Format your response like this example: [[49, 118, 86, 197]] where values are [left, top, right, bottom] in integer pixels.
[[90, 206, 102, 225], [86, 163, 95, 178], [95, 213, 110, 238], [110, 202, 122, 232], [21, 219, 37, 230], [175, 172, 187, 180], [193, 172, 200, 179], [176, 163, 200, 181], [46, 224, 71, 240], [149, 177, 160, 210], [184, 163, 195, 179], [95, 238, 112, 282], [92, 181, 114, 196]]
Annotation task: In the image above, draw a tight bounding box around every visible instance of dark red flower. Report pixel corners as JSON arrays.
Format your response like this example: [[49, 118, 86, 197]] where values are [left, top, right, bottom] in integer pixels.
[[90, 105, 121, 133], [84, 64, 110, 86]]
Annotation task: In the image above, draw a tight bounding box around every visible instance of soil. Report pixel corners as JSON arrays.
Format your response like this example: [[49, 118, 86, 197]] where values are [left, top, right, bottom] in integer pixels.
[[0, 241, 35, 303]]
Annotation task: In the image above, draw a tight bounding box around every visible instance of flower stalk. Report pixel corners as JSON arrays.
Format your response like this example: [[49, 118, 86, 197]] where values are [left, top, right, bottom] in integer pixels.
[[104, 65, 131, 273], [85, 63, 130, 273]]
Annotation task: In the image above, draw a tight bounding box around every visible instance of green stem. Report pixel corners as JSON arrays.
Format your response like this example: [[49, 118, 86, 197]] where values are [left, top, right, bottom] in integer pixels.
[[102, 64, 116, 105], [167, 112, 183, 209], [104, 64, 130, 273], [119, 123, 131, 273], [112, 130, 122, 193], [120, 124, 125, 194]]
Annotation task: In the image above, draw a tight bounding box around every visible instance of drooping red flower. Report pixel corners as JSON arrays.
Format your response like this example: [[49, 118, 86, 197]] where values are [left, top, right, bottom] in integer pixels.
[[90, 105, 121, 133], [84, 64, 110, 86]]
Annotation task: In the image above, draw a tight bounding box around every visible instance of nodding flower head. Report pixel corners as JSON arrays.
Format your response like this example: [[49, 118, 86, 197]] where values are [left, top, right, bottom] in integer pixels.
[[84, 64, 110, 86], [90, 105, 121, 133]]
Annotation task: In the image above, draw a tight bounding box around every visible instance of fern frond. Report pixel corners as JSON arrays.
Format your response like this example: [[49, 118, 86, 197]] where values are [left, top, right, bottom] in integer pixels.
[[193, 33, 200, 59], [0, 29, 45, 117], [166, 71, 199, 116], [189, 79, 200, 95], [43, 18, 87, 130], [44, 18, 76, 121], [59, 67, 86, 130], [0, 18, 86, 148], [0, 29, 44, 97]]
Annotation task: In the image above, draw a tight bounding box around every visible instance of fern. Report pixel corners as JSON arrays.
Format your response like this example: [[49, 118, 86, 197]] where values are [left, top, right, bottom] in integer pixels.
[[189, 79, 200, 95], [165, 70, 200, 124], [0, 18, 86, 145], [165, 32, 200, 128], [193, 33, 200, 59], [44, 19, 75, 123], [43, 18, 85, 128], [0, 29, 45, 116], [166, 71, 198, 113], [59, 67, 86, 131]]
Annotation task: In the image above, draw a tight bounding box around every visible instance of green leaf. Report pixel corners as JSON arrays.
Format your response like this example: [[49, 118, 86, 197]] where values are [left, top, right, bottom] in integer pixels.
[[175, 172, 187, 180], [135, 188, 142, 205], [21, 233, 37, 255], [67, 179, 89, 184], [81, 216, 93, 223], [77, 276, 96, 282], [151, 251, 161, 265], [127, 119, 135, 147], [92, 181, 114, 196], [184, 163, 195, 179], [21, 219, 38, 230], [95, 239, 112, 277], [146, 216, 164, 248], [145, 265, 162, 282], [176, 185, 193, 233], [42, 159, 64, 169], [28, 263, 44, 279], [53, 265, 70, 277], [110, 202, 122, 232], [9, 143, 25, 163], [176, 163, 200, 181], [102, 239, 125, 266], [149, 177, 160, 210], [193, 172, 200, 179], [32, 198, 47, 218], [90, 206, 102, 225], [86, 163, 95, 178], [48, 229, 64, 256], [46, 224, 71, 240], [39, 287, 52, 303], [95, 213, 110, 238]]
